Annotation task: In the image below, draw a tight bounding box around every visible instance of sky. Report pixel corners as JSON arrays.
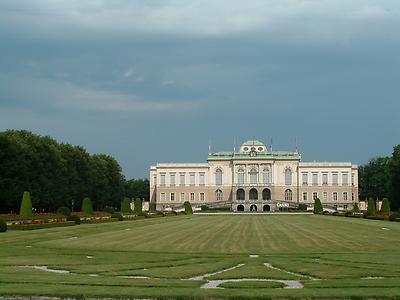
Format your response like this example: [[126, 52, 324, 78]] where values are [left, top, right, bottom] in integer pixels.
[[1, 0, 400, 179]]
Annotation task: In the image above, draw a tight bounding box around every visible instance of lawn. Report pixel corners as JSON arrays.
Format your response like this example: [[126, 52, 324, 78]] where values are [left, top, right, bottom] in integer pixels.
[[1, 214, 400, 299]]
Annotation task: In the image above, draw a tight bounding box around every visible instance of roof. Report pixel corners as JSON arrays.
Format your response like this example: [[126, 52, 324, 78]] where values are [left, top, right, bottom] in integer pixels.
[[241, 139, 265, 147]]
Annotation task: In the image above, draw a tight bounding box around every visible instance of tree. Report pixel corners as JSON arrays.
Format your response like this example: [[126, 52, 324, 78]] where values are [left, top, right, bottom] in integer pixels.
[[380, 198, 391, 214], [134, 198, 142, 213], [359, 157, 391, 200], [121, 197, 132, 213], [81, 197, 93, 214], [366, 198, 376, 216], [353, 202, 360, 213], [19, 191, 33, 218], [184, 201, 193, 215], [125, 179, 149, 201], [389, 145, 400, 211], [313, 198, 323, 214]]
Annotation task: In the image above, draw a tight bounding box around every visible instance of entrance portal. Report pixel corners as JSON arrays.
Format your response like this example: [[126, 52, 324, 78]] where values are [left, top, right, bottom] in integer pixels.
[[237, 204, 244, 212], [250, 205, 258, 212], [263, 204, 271, 212]]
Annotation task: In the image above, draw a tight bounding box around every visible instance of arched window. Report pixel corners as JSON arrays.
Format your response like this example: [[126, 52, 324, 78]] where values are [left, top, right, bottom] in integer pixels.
[[263, 167, 270, 185], [215, 168, 222, 185], [285, 167, 292, 185], [249, 188, 258, 200], [237, 168, 245, 185], [262, 188, 271, 200], [285, 189, 293, 201], [215, 189, 223, 201], [250, 168, 258, 184], [236, 189, 245, 201]]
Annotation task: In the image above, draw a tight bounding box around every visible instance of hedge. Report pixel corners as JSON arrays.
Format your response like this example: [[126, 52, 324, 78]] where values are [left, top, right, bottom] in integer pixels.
[[0, 219, 7, 232], [134, 198, 142, 213], [19, 191, 33, 218], [80, 218, 118, 224], [380, 198, 391, 214], [81, 197, 93, 214], [8, 221, 76, 230], [366, 198, 376, 215], [121, 197, 132, 214]]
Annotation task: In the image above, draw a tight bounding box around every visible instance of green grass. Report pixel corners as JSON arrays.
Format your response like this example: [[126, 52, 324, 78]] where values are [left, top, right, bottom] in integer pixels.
[[1, 214, 400, 299]]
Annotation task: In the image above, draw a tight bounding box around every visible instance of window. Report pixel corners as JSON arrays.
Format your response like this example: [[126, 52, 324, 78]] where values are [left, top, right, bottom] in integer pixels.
[[170, 192, 175, 201], [351, 173, 355, 186], [285, 168, 292, 185], [333, 192, 338, 201], [160, 174, 166, 186], [200, 192, 205, 201], [313, 192, 318, 200], [170, 173, 175, 186], [238, 168, 245, 184], [323, 192, 328, 201], [312, 173, 318, 185], [342, 173, 348, 185], [285, 189, 293, 201], [250, 168, 258, 184], [263, 168, 270, 185], [153, 175, 156, 185], [180, 173, 185, 186], [190, 192, 195, 201], [332, 173, 338, 185], [215, 190, 223, 201], [190, 173, 195, 186], [343, 192, 348, 201], [262, 188, 271, 200], [302, 173, 308, 185], [303, 192, 308, 201], [160, 192, 166, 201], [236, 189, 245, 200], [344, 204, 348, 209], [352, 193, 355, 201], [322, 173, 328, 185], [215, 168, 222, 185], [180, 192, 185, 202], [199, 173, 205, 186]]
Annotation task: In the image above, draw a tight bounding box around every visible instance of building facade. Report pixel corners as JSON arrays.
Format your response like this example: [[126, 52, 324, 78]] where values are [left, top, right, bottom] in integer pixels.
[[149, 140, 359, 212]]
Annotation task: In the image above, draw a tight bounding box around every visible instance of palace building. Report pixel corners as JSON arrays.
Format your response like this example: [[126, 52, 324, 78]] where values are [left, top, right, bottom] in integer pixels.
[[149, 139, 359, 212]]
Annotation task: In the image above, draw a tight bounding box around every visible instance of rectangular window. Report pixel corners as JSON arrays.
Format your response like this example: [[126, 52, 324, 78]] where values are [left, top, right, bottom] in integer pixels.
[[322, 173, 328, 185], [153, 175, 156, 185], [199, 173, 205, 186], [352, 173, 355, 186], [170, 192, 175, 201], [170, 173, 175, 186], [303, 192, 308, 201], [180, 173, 185, 186], [200, 192, 205, 201], [160, 192, 166, 201], [313, 192, 318, 200], [343, 192, 348, 201], [190, 173, 195, 186], [352, 193, 355, 201], [323, 192, 328, 201], [190, 192, 195, 201], [180, 192, 185, 202], [333, 192, 338, 201], [342, 173, 348, 186], [302, 173, 308, 185], [160, 174, 166, 186], [238, 171, 244, 184], [344, 204, 348, 209], [312, 173, 318, 185], [332, 173, 338, 185]]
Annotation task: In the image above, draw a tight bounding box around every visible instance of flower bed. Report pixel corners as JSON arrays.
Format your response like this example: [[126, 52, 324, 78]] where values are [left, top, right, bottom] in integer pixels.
[[8, 221, 76, 230], [80, 216, 117, 224]]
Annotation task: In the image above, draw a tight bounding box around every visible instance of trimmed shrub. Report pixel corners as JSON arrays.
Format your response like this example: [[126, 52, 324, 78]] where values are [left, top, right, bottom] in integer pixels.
[[366, 198, 376, 216], [298, 203, 308, 211], [353, 202, 360, 213], [67, 215, 81, 225], [103, 206, 115, 214], [81, 197, 93, 214], [184, 201, 193, 215], [134, 198, 142, 213], [56, 206, 71, 216], [389, 212, 400, 222], [19, 191, 33, 218], [8, 221, 75, 230], [313, 198, 323, 214], [380, 198, 391, 214], [111, 212, 123, 221], [137, 212, 148, 218], [121, 197, 132, 213], [0, 219, 7, 232]]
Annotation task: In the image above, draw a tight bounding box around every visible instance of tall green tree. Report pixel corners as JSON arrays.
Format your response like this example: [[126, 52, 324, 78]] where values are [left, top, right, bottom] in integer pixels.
[[134, 198, 142, 213], [389, 145, 400, 211], [359, 157, 391, 200], [380, 198, 390, 214], [81, 197, 93, 214], [313, 198, 323, 214], [121, 197, 132, 213], [19, 191, 33, 218], [125, 179, 149, 201], [366, 198, 377, 216]]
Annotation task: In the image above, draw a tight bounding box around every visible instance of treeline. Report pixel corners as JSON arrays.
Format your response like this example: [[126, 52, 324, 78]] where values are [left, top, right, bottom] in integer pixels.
[[0, 130, 149, 213], [359, 145, 400, 211]]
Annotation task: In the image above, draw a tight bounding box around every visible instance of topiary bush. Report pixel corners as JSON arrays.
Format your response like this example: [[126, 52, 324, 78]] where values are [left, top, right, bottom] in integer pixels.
[[380, 198, 391, 214], [134, 198, 142, 214], [81, 197, 93, 214], [313, 198, 323, 214], [389, 212, 400, 222], [0, 219, 7, 232], [103, 206, 115, 214], [111, 212, 123, 221], [184, 201, 193, 215], [67, 215, 81, 225], [121, 197, 132, 214], [19, 191, 33, 218], [353, 202, 360, 213], [366, 198, 376, 216], [57, 206, 71, 216]]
